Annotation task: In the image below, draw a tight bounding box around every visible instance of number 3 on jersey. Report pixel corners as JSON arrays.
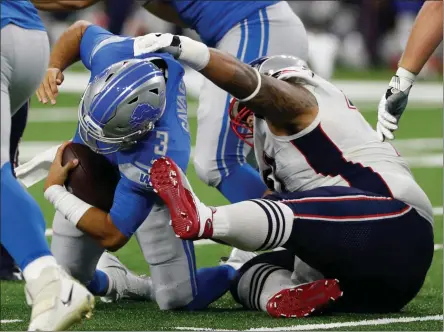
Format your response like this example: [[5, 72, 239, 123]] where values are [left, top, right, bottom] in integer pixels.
[[154, 131, 169, 156], [262, 152, 286, 192]]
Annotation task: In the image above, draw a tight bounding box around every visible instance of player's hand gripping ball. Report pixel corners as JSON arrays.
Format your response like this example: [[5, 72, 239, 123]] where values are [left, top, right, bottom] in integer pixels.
[[44, 142, 120, 212]]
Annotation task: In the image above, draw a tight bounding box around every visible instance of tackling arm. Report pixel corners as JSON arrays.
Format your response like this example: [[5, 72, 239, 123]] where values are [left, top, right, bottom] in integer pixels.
[[398, 0, 443, 75], [133, 33, 318, 132], [201, 49, 318, 132]]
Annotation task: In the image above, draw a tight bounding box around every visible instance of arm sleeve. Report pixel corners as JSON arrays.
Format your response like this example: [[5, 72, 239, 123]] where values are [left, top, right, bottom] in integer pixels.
[[109, 177, 158, 238], [80, 25, 115, 70]]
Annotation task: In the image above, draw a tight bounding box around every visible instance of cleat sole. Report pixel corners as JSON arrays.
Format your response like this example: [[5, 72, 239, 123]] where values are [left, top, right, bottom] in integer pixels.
[[149, 157, 200, 240], [266, 279, 342, 319]]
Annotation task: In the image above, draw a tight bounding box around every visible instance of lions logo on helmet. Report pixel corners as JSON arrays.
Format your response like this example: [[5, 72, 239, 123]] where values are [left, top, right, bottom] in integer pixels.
[[78, 58, 167, 154], [129, 103, 161, 128]]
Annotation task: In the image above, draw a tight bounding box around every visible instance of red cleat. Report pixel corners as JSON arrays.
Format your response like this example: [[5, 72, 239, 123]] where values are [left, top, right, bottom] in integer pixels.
[[149, 157, 213, 240], [266, 279, 342, 318]]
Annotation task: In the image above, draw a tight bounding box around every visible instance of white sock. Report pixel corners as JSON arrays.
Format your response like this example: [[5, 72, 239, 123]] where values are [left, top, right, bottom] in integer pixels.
[[213, 199, 294, 251], [258, 269, 295, 312], [23, 255, 58, 281], [237, 263, 294, 311]]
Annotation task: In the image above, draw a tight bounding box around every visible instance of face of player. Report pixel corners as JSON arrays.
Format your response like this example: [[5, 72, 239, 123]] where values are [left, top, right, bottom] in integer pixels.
[[246, 114, 254, 129]]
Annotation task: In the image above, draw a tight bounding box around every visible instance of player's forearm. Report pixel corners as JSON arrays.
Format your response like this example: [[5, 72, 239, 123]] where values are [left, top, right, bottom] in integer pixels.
[[138, 33, 316, 126], [77, 209, 129, 251], [201, 49, 260, 102], [45, 184, 128, 251], [49, 20, 91, 71], [398, 0, 443, 74], [32, 0, 99, 11], [201, 49, 317, 126]]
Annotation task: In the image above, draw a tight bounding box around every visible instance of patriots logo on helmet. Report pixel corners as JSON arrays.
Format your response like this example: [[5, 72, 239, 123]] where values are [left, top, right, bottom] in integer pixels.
[[129, 103, 159, 128]]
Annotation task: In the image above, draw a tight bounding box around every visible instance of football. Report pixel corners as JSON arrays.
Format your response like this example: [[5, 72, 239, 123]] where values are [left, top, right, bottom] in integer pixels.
[[62, 143, 120, 212]]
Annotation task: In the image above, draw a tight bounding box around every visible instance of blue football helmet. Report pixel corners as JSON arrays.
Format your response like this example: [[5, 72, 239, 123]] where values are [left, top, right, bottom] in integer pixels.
[[78, 58, 167, 154]]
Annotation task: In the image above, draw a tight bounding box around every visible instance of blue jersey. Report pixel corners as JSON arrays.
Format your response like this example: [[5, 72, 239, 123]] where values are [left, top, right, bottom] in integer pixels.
[[169, 0, 278, 46], [1, 0, 45, 31], [73, 25, 191, 237]]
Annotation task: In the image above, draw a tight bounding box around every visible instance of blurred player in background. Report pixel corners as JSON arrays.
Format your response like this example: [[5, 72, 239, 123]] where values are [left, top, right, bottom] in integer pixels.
[[36, 21, 239, 311], [33, 0, 309, 203], [143, 1, 309, 203], [1, 1, 94, 330], [377, 0, 443, 141], [142, 33, 434, 318], [0, 102, 28, 281]]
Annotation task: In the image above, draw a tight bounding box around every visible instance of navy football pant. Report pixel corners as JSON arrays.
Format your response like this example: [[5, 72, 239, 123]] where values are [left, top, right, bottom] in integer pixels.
[[233, 186, 434, 313]]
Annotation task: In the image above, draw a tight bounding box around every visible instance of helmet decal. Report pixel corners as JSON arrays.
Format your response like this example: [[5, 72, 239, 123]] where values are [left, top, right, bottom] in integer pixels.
[[129, 103, 159, 128]]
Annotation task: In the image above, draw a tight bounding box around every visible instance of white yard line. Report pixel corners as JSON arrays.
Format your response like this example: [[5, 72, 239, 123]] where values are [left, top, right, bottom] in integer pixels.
[[175, 328, 231, 331], [394, 138, 443, 151], [433, 207, 443, 216], [247, 315, 444, 331], [0, 319, 23, 324], [175, 315, 443, 331], [402, 154, 443, 168], [28, 108, 78, 122]]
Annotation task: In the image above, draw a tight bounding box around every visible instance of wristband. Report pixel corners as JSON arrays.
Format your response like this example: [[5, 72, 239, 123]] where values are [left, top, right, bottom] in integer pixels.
[[44, 185, 92, 226], [396, 67, 416, 83], [238, 69, 262, 102], [178, 36, 210, 71]]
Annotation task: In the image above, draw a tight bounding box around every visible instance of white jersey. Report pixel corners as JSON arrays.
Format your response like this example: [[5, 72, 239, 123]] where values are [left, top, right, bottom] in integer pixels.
[[254, 70, 433, 223]]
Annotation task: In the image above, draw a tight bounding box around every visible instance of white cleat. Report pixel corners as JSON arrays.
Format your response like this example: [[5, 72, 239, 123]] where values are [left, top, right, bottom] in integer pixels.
[[220, 248, 257, 270], [26, 266, 94, 331], [97, 252, 154, 303]]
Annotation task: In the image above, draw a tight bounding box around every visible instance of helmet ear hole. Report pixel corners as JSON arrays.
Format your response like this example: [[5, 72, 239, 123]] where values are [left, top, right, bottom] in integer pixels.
[[149, 88, 159, 95], [105, 74, 114, 82], [128, 96, 139, 104]]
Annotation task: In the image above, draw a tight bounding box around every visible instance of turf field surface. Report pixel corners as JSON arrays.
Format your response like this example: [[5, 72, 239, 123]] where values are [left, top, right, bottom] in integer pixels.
[[1, 80, 442, 331]]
